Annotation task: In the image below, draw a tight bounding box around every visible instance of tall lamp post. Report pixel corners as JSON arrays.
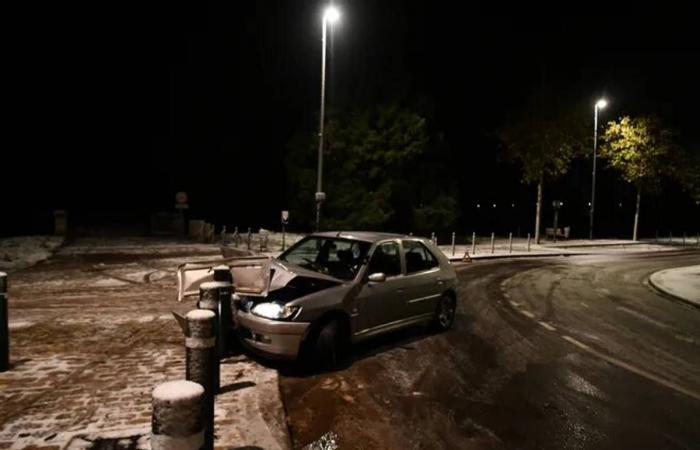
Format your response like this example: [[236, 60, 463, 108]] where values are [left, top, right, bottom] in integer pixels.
[[315, 6, 340, 231], [589, 98, 608, 240]]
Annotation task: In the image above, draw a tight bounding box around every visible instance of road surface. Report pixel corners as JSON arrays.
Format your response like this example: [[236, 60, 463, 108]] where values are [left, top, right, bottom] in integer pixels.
[[280, 249, 700, 449]]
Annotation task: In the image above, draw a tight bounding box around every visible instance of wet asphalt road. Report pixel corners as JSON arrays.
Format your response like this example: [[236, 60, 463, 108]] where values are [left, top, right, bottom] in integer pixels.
[[279, 249, 700, 449]]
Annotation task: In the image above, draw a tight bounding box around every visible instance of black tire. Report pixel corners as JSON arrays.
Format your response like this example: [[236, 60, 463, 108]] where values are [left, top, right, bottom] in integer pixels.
[[313, 320, 340, 369], [433, 294, 456, 331]]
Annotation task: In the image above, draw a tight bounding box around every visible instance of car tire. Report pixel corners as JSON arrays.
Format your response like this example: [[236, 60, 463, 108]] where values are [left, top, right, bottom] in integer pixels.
[[433, 294, 456, 331], [313, 320, 340, 369]]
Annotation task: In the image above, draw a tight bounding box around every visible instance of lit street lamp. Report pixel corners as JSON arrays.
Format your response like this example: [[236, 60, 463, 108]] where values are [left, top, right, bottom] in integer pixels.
[[589, 98, 607, 240], [315, 6, 340, 231]]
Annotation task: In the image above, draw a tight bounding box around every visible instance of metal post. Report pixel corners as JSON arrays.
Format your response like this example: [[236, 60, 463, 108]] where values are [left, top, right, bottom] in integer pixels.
[[471, 232, 476, 255], [0, 272, 8, 372], [315, 17, 330, 232], [589, 104, 600, 240], [234, 226, 239, 247], [655, 230, 658, 243], [246, 228, 251, 250], [527, 233, 531, 252], [431, 232, 436, 245], [490, 232, 495, 254], [198, 281, 232, 391], [451, 232, 456, 256], [682, 233, 686, 245], [669, 232, 673, 244], [508, 232, 513, 254], [185, 310, 217, 450], [151, 380, 205, 450], [281, 224, 286, 251]]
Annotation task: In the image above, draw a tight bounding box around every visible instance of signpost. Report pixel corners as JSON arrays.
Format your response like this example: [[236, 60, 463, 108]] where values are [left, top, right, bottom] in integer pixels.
[[552, 200, 563, 243], [281, 210, 289, 251], [175, 192, 189, 237]]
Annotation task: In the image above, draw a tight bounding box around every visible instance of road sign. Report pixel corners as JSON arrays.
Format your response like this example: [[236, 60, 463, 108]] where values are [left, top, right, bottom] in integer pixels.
[[175, 191, 188, 204], [281, 210, 289, 224]]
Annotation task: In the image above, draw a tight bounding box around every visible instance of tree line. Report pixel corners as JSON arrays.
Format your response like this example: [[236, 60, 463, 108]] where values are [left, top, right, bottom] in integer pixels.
[[286, 101, 699, 240]]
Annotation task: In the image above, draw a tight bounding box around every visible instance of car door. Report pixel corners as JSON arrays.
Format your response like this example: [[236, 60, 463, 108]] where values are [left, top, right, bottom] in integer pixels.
[[401, 239, 443, 317], [356, 240, 405, 334]]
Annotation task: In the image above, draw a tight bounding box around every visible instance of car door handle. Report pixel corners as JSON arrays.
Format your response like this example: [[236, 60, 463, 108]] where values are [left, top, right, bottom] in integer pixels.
[[436, 278, 444, 285]]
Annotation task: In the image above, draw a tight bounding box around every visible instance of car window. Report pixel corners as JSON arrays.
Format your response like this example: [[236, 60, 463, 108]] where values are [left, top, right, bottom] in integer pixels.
[[367, 241, 402, 277], [403, 240, 439, 274]]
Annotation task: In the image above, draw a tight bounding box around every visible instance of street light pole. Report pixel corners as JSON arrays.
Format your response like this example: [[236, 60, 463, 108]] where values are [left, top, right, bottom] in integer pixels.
[[589, 98, 607, 240], [315, 7, 339, 231]]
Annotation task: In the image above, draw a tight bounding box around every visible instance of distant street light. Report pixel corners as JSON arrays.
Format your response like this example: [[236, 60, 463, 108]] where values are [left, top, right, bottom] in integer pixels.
[[315, 6, 341, 231], [589, 98, 608, 240]]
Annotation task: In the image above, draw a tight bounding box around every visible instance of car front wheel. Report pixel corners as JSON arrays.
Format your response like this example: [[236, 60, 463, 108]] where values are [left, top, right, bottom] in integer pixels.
[[313, 320, 340, 369]]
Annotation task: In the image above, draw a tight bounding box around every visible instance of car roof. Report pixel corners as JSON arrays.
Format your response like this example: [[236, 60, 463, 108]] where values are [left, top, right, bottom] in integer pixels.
[[310, 231, 418, 243]]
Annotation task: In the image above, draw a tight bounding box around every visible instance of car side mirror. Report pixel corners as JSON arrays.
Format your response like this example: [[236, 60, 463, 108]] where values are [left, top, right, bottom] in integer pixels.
[[368, 272, 386, 283]]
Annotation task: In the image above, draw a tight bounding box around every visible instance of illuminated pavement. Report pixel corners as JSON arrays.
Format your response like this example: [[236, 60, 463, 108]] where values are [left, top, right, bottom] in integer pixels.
[[280, 249, 700, 449]]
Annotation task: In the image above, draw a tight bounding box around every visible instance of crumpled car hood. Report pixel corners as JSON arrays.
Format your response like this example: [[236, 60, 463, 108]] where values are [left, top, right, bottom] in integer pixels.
[[177, 256, 342, 301]]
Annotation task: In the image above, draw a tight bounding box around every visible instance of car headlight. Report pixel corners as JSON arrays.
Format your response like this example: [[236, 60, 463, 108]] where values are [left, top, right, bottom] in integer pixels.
[[250, 302, 300, 320]]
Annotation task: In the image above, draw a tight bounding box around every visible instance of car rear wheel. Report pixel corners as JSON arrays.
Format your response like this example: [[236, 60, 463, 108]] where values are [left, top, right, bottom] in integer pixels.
[[433, 294, 456, 331]]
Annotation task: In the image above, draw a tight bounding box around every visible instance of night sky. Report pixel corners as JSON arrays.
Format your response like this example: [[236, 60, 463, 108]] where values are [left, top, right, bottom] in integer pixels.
[[6, 3, 700, 237]]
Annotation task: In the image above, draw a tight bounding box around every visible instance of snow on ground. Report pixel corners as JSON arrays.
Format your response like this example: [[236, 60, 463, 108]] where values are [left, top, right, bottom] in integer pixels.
[[0, 235, 64, 270]]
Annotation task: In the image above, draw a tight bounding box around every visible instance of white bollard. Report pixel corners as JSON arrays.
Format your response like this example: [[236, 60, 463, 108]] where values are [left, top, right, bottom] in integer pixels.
[[527, 233, 531, 252], [471, 232, 476, 255], [490, 232, 495, 254], [151, 380, 206, 450], [508, 232, 513, 254], [451, 232, 456, 256]]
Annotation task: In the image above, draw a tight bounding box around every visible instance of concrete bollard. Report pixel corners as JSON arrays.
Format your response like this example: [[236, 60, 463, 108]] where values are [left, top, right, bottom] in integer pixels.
[[508, 232, 513, 254], [0, 272, 8, 372], [490, 233, 495, 254], [430, 232, 436, 246], [527, 233, 531, 252], [247, 228, 252, 250], [53, 210, 67, 236], [151, 380, 206, 450], [185, 310, 217, 450], [198, 281, 233, 390], [451, 232, 456, 256], [471, 232, 476, 255]]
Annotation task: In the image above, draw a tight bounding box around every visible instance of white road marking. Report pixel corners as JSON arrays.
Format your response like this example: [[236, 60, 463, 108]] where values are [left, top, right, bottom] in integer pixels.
[[616, 306, 670, 329], [562, 335, 700, 402], [521, 310, 535, 319], [538, 321, 556, 331], [509, 300, 522, 308], [502, 292, 510, 299]]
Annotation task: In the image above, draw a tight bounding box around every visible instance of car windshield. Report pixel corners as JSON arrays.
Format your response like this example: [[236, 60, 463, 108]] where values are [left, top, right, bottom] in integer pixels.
[[278, 236, 372, 281]]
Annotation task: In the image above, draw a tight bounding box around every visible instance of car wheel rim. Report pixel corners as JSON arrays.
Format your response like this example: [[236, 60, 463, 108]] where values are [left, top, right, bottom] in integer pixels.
[[438, 297, 455, 327]]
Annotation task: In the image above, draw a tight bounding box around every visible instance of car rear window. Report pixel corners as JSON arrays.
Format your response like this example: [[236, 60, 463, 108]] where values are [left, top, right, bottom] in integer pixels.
[[403, 240, 439, 273]]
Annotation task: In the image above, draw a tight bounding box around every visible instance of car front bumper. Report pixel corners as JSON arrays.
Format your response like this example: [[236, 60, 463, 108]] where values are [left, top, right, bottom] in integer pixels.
[[235, 309, 310, 360]]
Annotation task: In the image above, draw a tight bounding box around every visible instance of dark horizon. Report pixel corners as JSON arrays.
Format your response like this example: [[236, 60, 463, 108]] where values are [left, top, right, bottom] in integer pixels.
[[6, 3, 700, 237]]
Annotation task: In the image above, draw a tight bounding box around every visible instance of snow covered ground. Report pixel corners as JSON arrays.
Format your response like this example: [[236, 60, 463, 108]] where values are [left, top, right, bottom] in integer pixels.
[[0, 235, 64, 271], [0, 237, 290, 450]]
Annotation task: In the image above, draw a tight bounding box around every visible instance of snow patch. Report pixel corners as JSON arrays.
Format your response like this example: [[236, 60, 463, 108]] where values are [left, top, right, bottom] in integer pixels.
[[0, 235, 64, 270]]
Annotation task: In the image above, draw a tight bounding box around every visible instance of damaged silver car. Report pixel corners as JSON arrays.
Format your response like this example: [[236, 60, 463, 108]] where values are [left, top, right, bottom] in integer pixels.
[[177, 231, 458, 365]]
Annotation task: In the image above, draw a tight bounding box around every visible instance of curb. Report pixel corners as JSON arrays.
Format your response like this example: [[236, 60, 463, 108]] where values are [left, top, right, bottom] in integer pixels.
[[448, 252, 581, 262], [647, 271, 700, 310]]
